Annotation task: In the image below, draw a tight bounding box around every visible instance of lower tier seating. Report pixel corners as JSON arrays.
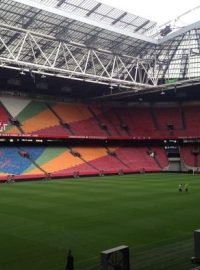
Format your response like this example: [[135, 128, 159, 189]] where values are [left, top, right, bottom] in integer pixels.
[[180, 145, 200, 168], [0, 145, 168, 181]]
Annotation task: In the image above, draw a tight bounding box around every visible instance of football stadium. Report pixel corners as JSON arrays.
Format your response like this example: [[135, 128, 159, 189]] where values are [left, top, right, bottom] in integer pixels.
[[0, 1, 200, 270]]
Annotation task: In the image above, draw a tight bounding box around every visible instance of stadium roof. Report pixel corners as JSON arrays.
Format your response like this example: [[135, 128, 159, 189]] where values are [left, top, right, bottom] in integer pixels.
[[25, 0, 157, 38], [0, 0, 200, 98]]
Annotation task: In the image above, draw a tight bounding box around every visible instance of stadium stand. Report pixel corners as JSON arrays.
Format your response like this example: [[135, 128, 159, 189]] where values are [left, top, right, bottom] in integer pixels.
[[153, 106, 182, 131], [0, 145, 168, 181], [115, 147, 161, 172], [180, 145, 200, 168], [2, 97, 200, 139], [0, 103, 10, 124], [3, 96, 200, 180], [13, 101, 68, 135], [0, 146, 44, 175], [184, 105, 200, 137], [115, 106, 155, 137]]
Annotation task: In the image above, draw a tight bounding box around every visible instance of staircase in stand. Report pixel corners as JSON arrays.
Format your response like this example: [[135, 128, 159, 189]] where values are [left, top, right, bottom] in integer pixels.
[[18, 147, 48, 175], [106, 147, 130, 169], [101, 107, 121, 136], [69, 147, 100, 173], [46, 103, 75, 135], [154, 156, 163, 169], [28, 156, 48, 174], [13, 120, 24, 134], [88, 106, 111, 136], [113, 108, 131, 136], [147, 147, 162, 169], [80, 157, 100, 173]]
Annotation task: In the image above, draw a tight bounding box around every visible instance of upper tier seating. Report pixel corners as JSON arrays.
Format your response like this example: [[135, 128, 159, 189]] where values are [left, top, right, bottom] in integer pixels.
[[3, 101, 69, 136], [0, 103, 9, 123], [88, 106, 120, 136], [1, 97, 200, 139], [116, 107, 155, 137], [184, 105, 200, 137], [153, 106, 182, 130]]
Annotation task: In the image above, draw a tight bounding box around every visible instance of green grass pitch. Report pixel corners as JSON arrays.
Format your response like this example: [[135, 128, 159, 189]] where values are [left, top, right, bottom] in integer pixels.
[[0, 173, 200, 270]]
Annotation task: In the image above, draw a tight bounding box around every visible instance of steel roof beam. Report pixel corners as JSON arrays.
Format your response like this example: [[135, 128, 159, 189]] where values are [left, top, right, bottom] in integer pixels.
[[85, 3, 101, 17], [3, 0, 200, 94], [56, 0, 66, 7], [135, 20, 150, 32], [111, 12, 127, 25], [0, 23, 155, 90]]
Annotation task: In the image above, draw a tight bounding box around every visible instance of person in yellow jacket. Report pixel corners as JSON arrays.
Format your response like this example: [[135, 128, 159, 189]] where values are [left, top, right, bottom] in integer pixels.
[[184, 183, 189, 192]]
